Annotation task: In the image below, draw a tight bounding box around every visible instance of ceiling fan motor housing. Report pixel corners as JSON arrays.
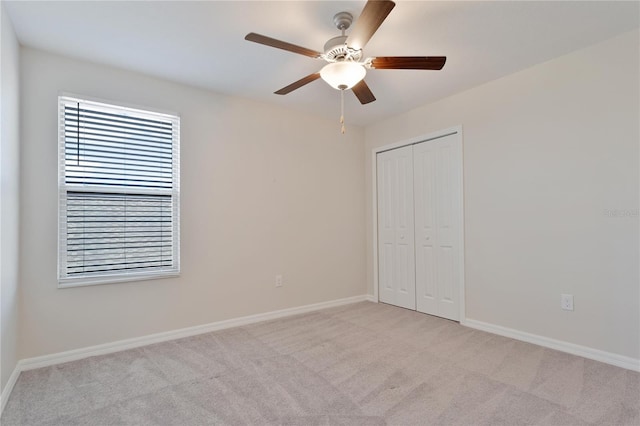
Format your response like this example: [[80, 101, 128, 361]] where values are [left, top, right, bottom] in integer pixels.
[[323, 35, 362, 62]]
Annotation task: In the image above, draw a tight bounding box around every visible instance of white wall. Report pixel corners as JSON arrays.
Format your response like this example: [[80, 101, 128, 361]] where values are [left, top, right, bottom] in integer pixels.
[[365, 30, 639, 360], [1, 2, 21, 392], [19, 47, 366, 359]]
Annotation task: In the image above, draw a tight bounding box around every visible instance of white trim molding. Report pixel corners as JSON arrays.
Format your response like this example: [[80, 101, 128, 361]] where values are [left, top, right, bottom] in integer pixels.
[[0, 294, 369, 416], [463, 318, 640, 372], [19, 295, 368, 371], [1, 366, 21, 413]]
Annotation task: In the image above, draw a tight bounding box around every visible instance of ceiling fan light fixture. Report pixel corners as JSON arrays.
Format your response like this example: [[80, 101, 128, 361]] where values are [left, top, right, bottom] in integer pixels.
[[320, 62, 366, 90]]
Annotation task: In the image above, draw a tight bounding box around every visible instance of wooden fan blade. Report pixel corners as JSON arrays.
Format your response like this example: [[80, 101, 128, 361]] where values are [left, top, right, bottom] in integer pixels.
[[346, 0, 396, 50], [352, 80, 376, 104], [245, 33, 322, 58], [274, 73, 321, 95], [370, 56, 447, 70]]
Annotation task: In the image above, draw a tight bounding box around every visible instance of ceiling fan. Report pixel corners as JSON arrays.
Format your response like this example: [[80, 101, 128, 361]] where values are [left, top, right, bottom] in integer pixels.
[[244, 0, 446, 106]]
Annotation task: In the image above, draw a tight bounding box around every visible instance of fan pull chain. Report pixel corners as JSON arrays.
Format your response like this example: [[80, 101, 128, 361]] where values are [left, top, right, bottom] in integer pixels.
[[340, 89, 346, 134]]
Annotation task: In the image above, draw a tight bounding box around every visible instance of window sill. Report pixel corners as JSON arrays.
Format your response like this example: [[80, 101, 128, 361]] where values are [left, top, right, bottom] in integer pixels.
[[58, 270, 180, 289]]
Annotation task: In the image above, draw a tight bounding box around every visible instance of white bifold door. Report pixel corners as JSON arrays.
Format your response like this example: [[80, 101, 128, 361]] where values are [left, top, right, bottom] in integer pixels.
[[377, 145, 416, 310], [377, 133, 463, 321]]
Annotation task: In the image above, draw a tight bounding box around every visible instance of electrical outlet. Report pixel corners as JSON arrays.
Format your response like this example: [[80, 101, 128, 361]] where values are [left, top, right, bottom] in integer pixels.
[[561, 294, 574, 311], [275, 275, 283, 288]]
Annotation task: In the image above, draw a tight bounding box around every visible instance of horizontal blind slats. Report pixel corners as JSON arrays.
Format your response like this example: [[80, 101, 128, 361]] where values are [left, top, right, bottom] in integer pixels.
[[65, 134, 171, 154], [60, 96, 179, 281], [65, 141, 173, 162], [64, 105, 174, 128], [65, 179, 172, 189], [65, 191, 174, 276], [68, 253, 174, 263], [63, 103, 175, 188], [64, 126, 173, 147], [63, 112, 173, 137]]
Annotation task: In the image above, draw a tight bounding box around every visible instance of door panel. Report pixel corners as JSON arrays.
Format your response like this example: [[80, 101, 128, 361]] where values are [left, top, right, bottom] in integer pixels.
[[414, 134, 462, 320], [413, 145, 437, 313], [377, 146, 416, 310], [417, 245, 436, 298]]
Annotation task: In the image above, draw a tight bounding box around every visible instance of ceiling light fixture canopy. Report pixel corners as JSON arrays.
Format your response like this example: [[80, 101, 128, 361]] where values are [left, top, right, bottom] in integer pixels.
[[320, 61, 366, 90]]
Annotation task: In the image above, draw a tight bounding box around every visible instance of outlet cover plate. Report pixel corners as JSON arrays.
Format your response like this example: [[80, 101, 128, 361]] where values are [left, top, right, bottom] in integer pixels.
[[561, 294, 574, 311]]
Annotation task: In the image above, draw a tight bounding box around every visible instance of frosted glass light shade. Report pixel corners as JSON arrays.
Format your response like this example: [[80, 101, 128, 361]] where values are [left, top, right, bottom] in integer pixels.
[[320, 62, 366, 90]]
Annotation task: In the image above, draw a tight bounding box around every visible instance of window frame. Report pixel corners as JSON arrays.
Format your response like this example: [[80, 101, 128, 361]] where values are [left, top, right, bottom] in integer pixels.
[[57, 94, 181, 288]]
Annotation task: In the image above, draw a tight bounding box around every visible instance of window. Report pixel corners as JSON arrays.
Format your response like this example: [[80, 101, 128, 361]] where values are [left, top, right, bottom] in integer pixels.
[[58, 96, 180, 287]]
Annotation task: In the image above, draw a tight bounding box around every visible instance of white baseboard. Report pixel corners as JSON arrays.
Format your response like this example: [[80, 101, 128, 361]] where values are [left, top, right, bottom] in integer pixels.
[[365, 294, 377, 302], [1, 294, 369, 416], [462, 318, 640, 372], [19, 294, 368, 372], [1, 364, 21, 414]]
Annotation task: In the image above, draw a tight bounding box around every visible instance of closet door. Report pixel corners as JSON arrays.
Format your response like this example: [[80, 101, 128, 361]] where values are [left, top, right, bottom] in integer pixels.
[[413, 134, 462, 320], [377, 145, 416, 310]]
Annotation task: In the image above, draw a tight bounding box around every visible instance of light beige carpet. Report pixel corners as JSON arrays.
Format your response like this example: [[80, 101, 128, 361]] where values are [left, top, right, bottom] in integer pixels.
[[2, 301, 638, 425]]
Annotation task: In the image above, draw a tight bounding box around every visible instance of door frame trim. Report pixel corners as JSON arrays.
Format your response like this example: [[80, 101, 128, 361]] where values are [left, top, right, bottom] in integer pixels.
[[371, 125, 466, 323]]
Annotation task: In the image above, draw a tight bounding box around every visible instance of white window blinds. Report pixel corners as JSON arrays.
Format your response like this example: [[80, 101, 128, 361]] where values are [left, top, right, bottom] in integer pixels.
[[58, 96, 180, 287]]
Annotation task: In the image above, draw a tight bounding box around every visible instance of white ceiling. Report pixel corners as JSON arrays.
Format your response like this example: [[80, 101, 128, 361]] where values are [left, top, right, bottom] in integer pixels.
[[5, 1, 639, 126]]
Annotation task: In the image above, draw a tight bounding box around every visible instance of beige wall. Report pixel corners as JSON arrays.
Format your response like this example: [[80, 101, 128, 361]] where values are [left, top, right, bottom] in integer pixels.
[[10, 24, 640, 366], [19, 47, 366, 359], [1, 3, 21, 392], [365, 30, 639, 359]]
